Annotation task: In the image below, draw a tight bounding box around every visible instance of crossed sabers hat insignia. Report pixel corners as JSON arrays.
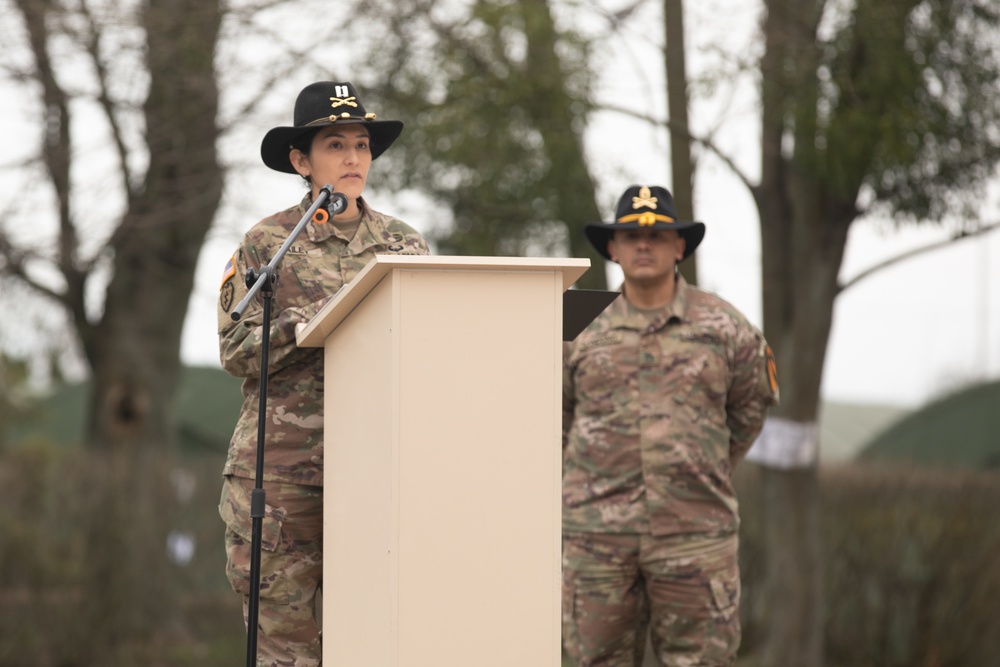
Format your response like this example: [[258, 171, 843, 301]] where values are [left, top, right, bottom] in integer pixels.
[[330, 96, 357, 109]]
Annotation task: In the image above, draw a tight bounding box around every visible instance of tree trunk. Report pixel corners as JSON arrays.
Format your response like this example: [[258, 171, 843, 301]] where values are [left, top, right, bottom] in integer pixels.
[[756, 464, 823, 665], [76, 0, 224, 654], [85, 0, 224, 451], [11, 0, 224, 653], [755, 198, 846, 667], [752, 1, 851, 665], [521, 0, 607, 289], [665, 0, 698, 286]]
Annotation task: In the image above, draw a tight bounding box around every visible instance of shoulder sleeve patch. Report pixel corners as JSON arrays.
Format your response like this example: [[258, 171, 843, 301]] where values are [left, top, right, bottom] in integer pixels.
[[220, 255, 236, 289], [765, 344, 779, 398]]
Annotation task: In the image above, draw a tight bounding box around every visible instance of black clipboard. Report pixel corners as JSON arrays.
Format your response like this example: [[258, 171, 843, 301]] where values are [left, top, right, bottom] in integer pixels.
[[563, 289, 619, 341]]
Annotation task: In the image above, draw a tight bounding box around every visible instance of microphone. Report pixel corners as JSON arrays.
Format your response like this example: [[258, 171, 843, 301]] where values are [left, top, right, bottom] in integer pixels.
[[311, 187, 348, 224], [326, 191, 348, 216]]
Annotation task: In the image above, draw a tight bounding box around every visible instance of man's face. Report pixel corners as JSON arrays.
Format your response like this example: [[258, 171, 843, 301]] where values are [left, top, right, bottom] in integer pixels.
[[607, 228, 686, 285]]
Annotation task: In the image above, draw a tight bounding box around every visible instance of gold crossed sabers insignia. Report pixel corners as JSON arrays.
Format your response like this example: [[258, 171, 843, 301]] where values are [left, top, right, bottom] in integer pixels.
[[632, 186, 658, 210], [330, 96, 358, 108]]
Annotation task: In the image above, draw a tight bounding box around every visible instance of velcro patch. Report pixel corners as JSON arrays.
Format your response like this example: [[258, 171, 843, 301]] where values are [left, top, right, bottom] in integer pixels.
[[220, 255, 236, 289], [581, 332, 623, 350], [765, 345, 779, 395]]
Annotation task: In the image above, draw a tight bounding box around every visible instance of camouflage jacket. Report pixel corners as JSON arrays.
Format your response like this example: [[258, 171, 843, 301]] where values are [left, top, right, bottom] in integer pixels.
[[562, 276, 778, 536], [218, 194, 429, 485]]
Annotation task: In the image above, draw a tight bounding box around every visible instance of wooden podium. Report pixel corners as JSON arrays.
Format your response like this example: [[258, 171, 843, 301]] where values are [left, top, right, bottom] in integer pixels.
[[296, 255, 592, 667]]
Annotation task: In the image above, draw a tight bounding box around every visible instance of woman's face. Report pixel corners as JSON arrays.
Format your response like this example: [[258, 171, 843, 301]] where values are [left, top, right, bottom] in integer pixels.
[[290, 123, 372, 212]]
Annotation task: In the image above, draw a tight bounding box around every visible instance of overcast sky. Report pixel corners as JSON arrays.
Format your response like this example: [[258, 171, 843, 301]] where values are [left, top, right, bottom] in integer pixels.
[[180, 1, 999, 409], [1, 0, 996, 409], [181, 134, 1000, 410]]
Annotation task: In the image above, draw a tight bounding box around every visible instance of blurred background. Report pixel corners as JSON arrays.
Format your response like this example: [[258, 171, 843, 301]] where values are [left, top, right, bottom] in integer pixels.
[[1, 0, 998, 665]]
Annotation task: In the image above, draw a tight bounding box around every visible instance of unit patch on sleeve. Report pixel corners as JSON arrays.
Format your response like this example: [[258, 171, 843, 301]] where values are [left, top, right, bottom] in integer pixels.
[[765, 345, 779, 396], [220, 255, 237, 312], [221, 255, 236, 288]]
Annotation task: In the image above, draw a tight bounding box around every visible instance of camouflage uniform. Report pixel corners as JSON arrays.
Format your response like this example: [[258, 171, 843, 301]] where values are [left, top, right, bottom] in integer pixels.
[[217, 194, 428, 667], [562, 276, 778, 667]]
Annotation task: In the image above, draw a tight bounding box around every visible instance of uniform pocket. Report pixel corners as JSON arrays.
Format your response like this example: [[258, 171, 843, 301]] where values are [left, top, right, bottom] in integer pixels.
[[218, 476, 289, 603], [708, 569, 739, 613], [703, 563, 741, 663], [281, 252, 332, 306]]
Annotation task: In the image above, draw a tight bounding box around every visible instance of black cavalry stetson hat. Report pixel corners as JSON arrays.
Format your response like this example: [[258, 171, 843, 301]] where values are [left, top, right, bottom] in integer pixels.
[[260, 81, 403, 173], [584, 185, 706, 261]]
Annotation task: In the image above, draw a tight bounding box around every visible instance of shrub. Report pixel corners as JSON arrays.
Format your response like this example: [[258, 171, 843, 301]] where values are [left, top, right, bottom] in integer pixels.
[[0, 440, 242, 666], [737, 462, 1000, 666]]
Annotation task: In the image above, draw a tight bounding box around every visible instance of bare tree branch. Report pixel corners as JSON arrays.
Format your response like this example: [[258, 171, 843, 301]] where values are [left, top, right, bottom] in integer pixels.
[[78, 0, 136, 202], [0, 228, 67, 305], [14, 0, 87, 303], [215, 2, 368, 135], [599, 102, 757, 193], [837, 222, 1000, 295]]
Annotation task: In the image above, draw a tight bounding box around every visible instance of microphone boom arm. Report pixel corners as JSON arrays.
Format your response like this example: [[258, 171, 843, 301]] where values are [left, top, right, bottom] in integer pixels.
[[230, 184, 347, 321]]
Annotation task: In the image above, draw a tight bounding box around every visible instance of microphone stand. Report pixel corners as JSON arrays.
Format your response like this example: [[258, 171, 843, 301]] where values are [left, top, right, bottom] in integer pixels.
[[229, 184, 346, 667]]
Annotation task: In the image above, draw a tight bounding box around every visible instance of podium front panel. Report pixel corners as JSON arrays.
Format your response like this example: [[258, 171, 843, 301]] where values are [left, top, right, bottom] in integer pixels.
[[320, 264, 565, 667], [322, 276, 395, 666]]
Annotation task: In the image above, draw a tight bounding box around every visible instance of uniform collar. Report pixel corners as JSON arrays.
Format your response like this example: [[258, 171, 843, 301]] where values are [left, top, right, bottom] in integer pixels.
[[607, 274, 690, 331], [297, 193, 380, 246]]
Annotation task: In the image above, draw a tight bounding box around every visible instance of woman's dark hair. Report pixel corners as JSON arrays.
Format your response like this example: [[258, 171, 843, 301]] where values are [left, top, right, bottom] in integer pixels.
[[290, 129, 320, 184]]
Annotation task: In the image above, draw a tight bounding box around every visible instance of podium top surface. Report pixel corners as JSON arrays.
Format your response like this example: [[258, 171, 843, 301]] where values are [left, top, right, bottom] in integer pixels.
[[296, 255, 591, 347]]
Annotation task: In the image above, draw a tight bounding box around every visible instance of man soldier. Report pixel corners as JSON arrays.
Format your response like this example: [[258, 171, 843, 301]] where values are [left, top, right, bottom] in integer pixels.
[[562, 185, 779, 666]]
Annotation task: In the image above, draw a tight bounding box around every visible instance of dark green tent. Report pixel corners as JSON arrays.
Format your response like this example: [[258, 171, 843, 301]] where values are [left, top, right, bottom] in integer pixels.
[[859, 379, 1000, 470]]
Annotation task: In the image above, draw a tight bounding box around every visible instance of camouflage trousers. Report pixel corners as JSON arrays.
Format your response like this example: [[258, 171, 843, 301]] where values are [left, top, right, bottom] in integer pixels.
[[220, 475, 323, 667], [562, 531, 740, 667]]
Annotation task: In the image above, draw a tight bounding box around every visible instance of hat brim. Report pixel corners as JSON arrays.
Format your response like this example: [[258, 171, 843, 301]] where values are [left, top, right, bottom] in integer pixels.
[[260, 119, 404, 173], [585, 220, 705, 261]]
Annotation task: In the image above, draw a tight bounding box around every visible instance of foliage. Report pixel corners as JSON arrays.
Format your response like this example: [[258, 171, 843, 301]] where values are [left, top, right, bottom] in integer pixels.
[[0, 366, 243, 664], [0, 353, 34, 453], [751, 4, 1000, 660], [805, 0, 1000, 221], [3, 434, 999, 665], [0, 0, 224, 449], [347, 0, 608, 284], [737, 462, 1000, 666], [0, 439, 243, 666]]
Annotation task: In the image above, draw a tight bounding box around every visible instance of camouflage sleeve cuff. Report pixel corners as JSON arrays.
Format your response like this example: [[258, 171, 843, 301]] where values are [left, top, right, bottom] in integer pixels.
[[219, 300, 328, 377]]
